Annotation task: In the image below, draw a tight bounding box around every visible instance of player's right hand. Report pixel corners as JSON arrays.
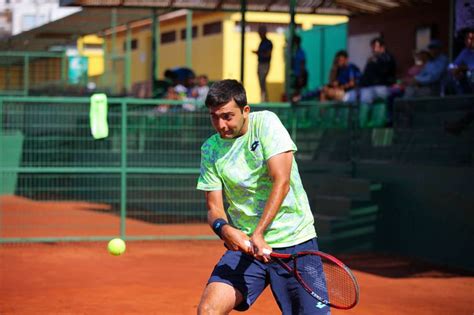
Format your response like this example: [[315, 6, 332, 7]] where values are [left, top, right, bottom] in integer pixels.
[[221, 226, 253, 254]]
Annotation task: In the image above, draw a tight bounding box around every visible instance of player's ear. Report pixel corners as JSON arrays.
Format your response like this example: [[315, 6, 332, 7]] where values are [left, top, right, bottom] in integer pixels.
[[242, 105, 250, 115]]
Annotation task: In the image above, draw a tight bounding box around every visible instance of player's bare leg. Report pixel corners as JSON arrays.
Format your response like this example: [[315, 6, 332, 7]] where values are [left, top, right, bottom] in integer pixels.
[[197, 282, 243, 315]]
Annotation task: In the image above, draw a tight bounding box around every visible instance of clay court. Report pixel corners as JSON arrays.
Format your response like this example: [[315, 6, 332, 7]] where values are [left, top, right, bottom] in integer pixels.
[[1, 196, 473, 315]]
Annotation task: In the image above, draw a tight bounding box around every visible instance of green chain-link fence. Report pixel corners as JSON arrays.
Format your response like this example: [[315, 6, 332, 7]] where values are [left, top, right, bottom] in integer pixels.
[[0, 96, 361, 243], [0, 52, 71, 96]]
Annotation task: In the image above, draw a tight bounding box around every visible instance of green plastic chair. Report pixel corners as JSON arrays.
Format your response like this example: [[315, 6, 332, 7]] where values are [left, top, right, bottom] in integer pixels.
[[367, 102, 387, 128], [358, 103, 370, 128]]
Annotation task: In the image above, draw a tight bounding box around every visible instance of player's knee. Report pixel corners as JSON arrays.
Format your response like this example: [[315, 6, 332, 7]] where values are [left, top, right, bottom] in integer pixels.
[[197, 300, 226, 315]]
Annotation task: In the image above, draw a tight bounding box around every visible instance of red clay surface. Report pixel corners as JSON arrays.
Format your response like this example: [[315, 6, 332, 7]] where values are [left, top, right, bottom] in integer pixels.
[[0, 195, 214, 238], [1, 195, 474, 314], [1, 241, 474, 315]]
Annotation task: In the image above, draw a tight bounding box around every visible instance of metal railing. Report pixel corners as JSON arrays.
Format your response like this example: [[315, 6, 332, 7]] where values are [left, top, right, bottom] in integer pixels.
[[0, 96, 360, 243], [0, 51, 71, 96]]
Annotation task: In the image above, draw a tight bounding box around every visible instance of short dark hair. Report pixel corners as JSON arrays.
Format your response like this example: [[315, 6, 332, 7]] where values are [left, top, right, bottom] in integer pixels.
[[335, 50, 348, 58], [465, 28, 474, 38], [370, 37, 385, 47], [205, 79, 247, 108]]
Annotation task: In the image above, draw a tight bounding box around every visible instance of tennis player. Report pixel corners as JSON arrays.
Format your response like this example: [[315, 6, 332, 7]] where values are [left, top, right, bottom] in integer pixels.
[[196, 80, 328, 314]]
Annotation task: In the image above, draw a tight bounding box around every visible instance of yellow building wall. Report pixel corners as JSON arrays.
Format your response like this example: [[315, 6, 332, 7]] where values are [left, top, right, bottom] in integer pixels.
[[100, 11, 347, 99], [0, 58, 62, 91], [225, 12, 348, 103], [159, 12, 226, 80], [77, 35, 104, 77], [101, 12, 227, 93], [29, 58, 62, 86]]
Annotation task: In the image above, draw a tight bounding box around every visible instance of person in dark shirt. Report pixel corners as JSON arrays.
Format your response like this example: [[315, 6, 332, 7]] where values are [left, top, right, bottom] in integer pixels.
[[253, 25, 273, 102], [359, 37, 396, 87], [344, 37, 396, 105]]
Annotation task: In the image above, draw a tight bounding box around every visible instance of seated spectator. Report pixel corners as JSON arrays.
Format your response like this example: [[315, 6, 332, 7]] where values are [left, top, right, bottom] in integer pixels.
[[164, 67, 196, 87], [191, 75, 210, 104], [155, 67, 196, 113], [405, 49, 431, 81], [320, 50, 361, 101], [445, 28, 474, 95], [154, 86, 179, 114], [386, 49, 431, 125], [344, 37, 396, 104], [403, 39, 448, 98]]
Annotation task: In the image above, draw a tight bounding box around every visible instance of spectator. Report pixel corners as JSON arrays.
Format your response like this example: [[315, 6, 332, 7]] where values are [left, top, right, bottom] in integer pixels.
[[403, 39, 448, 98], [405, 50, 431, 80], [360, 37, 397, 87], [445, 28, 474, 95], [344, 37, 396, 104], [156, 67, 196, 113], [164, 67, 196, 87], [385, 49, 431, 125], [290, 35, 308, 100], [320, 50, 361, 101], [191, 75, 210, 104], [253, 25, 273, 102]]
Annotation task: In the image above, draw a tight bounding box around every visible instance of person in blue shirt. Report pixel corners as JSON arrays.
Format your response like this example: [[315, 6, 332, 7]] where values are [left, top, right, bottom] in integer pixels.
[[320, 50, 361, 101], [291, 35, 308, 100], [446, 29, 474, 94], [253, 25, 273, 102], [404, 39, 448, 98], [453, 29, 474, 70]]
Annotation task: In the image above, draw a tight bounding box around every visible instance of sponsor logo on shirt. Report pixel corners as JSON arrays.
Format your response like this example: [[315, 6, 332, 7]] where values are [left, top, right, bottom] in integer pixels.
[[250, 140, 260, 151]]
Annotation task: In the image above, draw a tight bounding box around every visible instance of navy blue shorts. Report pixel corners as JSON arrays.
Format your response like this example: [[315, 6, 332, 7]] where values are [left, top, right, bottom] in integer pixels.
[[208, 238, 331, 314]]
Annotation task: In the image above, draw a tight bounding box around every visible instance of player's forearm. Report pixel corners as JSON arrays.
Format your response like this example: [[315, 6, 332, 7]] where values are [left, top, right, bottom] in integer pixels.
[[253, 179, 290, 237], [207, 207, 227, 226]]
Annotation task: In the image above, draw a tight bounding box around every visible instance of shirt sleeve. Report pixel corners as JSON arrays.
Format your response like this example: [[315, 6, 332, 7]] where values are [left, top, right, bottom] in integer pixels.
[[415, 57, 447, 85], [259, 111, 297, 161], [196, 141, 222, 191]]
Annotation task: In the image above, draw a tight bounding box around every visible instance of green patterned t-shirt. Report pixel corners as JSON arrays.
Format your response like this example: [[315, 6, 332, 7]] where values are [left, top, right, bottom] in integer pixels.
[[196, 110, 316, 247]]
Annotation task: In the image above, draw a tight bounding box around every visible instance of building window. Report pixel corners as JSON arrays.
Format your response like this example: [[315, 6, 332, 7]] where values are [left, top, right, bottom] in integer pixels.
[[180, 26, 198, 40], [203, 21, 222, 36], [161, 31, 176, 44], [235, 22, 302, 34], [84, 43, 103, 51], [123, 39, 138, 51]]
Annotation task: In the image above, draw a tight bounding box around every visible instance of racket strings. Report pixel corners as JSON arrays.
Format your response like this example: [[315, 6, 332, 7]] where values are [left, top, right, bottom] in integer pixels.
[[297, 254, 358, 308]]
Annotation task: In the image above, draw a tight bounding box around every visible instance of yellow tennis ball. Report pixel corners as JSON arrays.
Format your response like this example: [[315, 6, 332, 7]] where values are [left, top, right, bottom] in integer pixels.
[[107, 238, 126, 256]]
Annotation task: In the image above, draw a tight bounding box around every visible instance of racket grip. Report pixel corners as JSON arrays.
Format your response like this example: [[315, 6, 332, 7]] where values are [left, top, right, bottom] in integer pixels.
[[244, 240, 272, 255]]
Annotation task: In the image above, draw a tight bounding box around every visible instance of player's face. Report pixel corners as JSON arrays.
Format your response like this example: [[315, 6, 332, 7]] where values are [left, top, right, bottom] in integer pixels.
[[209, 100, 250, 139], [371, 42, 384, 55], [336, 56, 347, 67], [466, 32, 474, 49]]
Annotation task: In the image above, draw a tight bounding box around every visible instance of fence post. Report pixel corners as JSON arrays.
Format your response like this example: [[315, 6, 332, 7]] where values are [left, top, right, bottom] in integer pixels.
[[23, 55, 29, 96], [349, 103, 358, 178], [120, 100, 127, 239], [61, 52, 67, 84]]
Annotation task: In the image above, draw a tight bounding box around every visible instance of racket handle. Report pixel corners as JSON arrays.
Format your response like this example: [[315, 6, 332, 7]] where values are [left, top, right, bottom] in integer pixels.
[[244, 240, 272, 255]]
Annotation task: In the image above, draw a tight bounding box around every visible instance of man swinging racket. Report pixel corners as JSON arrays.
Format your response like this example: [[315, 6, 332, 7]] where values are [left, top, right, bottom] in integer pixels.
[[196, 79, 329, 315]]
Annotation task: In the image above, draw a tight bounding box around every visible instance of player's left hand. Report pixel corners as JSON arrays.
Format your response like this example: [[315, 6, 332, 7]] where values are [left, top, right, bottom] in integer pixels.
[[249, 235, 272, 263]]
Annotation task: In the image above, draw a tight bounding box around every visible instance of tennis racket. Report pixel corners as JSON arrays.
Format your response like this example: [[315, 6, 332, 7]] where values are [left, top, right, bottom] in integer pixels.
[[245, 240, 359, 310]]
